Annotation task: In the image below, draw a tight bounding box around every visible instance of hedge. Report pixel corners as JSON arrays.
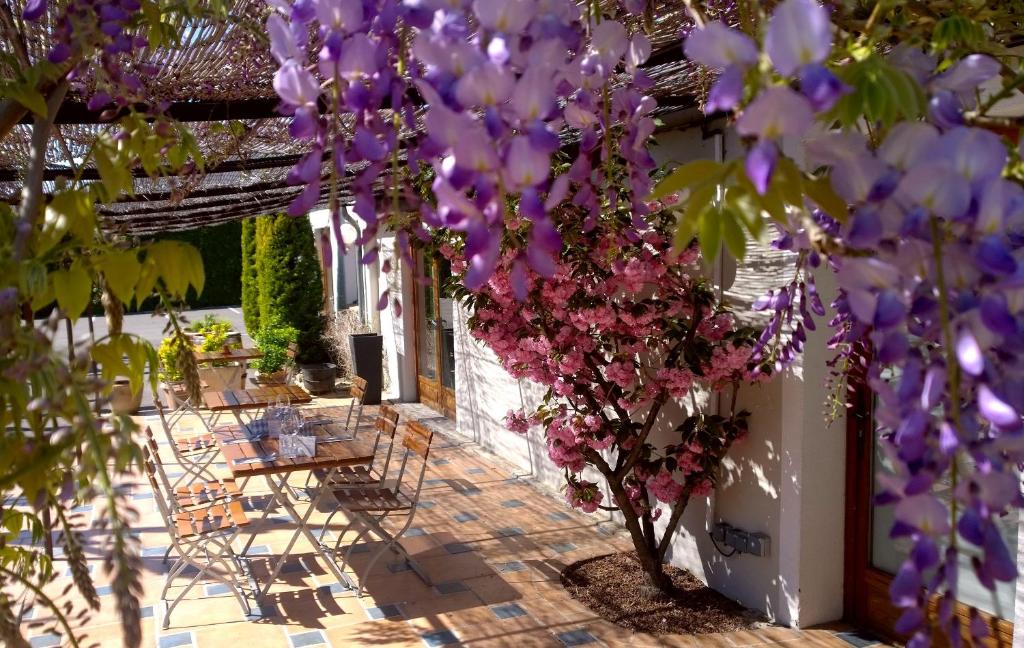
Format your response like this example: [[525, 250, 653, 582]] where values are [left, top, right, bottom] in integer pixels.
[[133, 220, 242, 312], [240, 217, 260, 334]]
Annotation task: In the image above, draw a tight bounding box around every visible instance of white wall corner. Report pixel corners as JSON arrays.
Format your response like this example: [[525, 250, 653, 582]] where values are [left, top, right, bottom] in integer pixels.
[[776, 266, 847, 629]]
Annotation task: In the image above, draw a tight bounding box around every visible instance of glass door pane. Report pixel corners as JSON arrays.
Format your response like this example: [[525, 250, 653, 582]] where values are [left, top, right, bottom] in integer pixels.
[[438, 259, 456, 390], [871, 421, 1018, 618], [416, 255, 437, 380]]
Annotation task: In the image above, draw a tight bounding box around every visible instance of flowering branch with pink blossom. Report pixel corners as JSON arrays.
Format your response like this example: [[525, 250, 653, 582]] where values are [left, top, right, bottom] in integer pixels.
[[445, 204, 763, 592]]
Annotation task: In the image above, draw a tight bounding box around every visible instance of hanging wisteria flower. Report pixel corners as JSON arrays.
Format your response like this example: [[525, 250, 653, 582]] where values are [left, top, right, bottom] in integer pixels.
[[764, 0, 832, 76]]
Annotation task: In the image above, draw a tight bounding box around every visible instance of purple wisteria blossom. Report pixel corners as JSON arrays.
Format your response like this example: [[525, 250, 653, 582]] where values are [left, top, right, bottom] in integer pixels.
[[764, 0, 832, 76]]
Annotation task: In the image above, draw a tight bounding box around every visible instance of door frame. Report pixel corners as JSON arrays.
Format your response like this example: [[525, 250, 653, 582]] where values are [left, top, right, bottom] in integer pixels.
[[843, 363, 1014, 645], [412, 250, 456, 419]]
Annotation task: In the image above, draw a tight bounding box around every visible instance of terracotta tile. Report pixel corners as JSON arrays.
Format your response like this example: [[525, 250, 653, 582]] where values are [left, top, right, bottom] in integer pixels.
[[325, 619, 424, 647], [399, 589, 482, 620], [726, 628, 805, 646], [193, 621, 290, 648], [659, 635, 702, 648]]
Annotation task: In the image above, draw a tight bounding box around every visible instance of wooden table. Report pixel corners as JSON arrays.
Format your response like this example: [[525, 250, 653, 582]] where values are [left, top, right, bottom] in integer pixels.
[[203, 385, 311, 424], [193, 347, 264, 364], [213, 410, 374, 598]]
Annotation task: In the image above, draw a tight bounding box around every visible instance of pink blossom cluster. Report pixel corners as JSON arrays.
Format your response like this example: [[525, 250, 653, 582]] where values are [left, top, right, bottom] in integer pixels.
[[460, 216, 759, 530], [655, 367, 695, 398], [566, 480, 603, 514], [504, 409, 530, 434], [702, 343, 758, 388], [647, 468, 685, 504]]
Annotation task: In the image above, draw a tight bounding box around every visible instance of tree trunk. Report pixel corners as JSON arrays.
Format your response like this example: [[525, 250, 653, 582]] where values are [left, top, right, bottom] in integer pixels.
[[605, 477, 673, 597]]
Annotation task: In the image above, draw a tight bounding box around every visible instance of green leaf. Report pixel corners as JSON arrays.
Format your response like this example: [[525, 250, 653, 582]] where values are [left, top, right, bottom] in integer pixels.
[[98, 250, 141, 303], [52, 262, 92, 320], [650, 160, 730, 201], [94, 145, 132, 200], [673, 182, 717, 252], [805, 176, 849, 222], [720, 206, 747, 260], [47, 189, 95, 243], [91, 337, 130, 389], [699, 206, 723, 264], [4, 82, 47, 117]]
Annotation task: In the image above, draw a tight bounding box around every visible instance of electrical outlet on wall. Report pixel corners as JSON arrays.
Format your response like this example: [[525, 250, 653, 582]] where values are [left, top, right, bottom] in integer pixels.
[[711, 521, 771, 558]]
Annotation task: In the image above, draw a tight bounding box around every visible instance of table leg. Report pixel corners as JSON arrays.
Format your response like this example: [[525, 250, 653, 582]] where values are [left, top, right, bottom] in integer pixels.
[[239, 476, 284, 555], [258, 468, 354, 600]]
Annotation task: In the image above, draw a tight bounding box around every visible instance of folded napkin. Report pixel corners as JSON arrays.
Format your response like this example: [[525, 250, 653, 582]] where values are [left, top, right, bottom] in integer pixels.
[[243, 418, 270, 439]]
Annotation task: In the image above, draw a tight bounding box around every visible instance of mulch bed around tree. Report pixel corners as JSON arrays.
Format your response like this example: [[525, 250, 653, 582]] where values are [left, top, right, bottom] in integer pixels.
[[560, 552, 769, 635]]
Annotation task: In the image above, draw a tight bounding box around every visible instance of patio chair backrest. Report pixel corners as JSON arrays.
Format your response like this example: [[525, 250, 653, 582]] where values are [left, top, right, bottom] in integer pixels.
[[366, 404, 401, 477], [141, 427, 178, 505], [403, 420, 433, 460], [142, 443, 176, 524], [350, 376, 367, 403], [390, 420, 435, 504]]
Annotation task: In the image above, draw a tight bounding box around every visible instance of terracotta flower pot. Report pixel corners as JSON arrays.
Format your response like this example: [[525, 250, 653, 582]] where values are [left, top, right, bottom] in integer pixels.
[[253, 369, 288, 385], [109, 379, 143, 415]]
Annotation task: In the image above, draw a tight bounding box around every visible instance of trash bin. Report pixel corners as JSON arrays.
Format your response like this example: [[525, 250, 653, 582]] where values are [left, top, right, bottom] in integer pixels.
[[349, 333, 383, 405]]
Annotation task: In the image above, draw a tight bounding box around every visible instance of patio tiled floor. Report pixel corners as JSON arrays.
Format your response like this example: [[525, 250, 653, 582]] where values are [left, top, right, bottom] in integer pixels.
[[17, 396, 894, 648]]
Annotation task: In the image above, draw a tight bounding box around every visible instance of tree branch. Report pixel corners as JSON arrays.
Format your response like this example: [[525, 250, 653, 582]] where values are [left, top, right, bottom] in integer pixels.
[[657, 489, 691, 560], [13, 80, 69, 261]]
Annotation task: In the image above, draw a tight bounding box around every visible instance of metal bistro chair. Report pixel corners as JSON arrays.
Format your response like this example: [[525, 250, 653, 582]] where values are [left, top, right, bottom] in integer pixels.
[[313, 405, 401, 524], [329, 419, 435, 596], [343, 376, 369, 436], [154, 398, 222, 490], [143, 444, 254, 628], [143, 428, 245, 566]]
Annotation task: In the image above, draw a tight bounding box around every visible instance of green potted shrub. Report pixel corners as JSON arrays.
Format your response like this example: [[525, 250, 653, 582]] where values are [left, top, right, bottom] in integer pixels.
[[157, 335, 191, 409], [196, 321, 245, 390], [251, 320, 298, 385]]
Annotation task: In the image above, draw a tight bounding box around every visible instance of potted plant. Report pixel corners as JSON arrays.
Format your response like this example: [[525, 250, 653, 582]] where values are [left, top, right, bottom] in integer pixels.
[[109, 378, 144, 414], [196, 321, 244, 390], [298, 321, 336, 394], [252, 320, 298, 385], [186, 314, 242, 348], [157, 335, 191, 409]]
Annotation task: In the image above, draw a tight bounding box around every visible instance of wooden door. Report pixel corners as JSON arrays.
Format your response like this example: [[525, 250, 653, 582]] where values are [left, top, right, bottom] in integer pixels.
[[413, 252, 457, 419], [844, 371, 1015, 645]]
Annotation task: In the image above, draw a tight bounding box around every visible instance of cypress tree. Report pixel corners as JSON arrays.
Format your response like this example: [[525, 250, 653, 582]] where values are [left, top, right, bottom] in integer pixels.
[[256, 214, 327, 363], [240, 217, 260, 334]]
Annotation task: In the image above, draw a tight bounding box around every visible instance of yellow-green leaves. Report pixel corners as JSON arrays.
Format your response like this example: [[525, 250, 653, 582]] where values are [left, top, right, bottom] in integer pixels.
[[649, 160, 732, 201], [933, 15, 989, 52], [97, 250, 142, 303], [91, 334, 160, 396], [139, 240, 205, 301], [40, 189, 96, 252], [829, 55, 925, 128], [650, 154, 848, 266], [52, 261, 92, 321]]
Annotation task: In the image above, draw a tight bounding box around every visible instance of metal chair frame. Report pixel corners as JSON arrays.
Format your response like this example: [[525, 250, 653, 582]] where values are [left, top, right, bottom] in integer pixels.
[[307, 404, 400, 494], [143, 444, 255, 629], [153, 399, 222, 491], [326, 420, 435, 596]]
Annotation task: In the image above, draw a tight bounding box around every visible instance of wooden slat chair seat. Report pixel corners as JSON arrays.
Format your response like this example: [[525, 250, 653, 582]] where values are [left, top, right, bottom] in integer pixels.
[[174, 434, 218, 456], [143, 444, 253, 627], [329, 419, 436, 596], [174, 500, 250, 538], [174, 478, 242, 509], [331, 487, 412, 512], [308, 404, 400, 493]]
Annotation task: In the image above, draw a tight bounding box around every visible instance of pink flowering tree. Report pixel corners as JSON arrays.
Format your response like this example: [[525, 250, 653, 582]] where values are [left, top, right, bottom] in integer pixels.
[[443, 206, 763, 593]]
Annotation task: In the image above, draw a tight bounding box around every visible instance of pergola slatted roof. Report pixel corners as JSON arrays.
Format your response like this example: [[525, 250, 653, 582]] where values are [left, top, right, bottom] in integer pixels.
[[0, 0, 702, 234]]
